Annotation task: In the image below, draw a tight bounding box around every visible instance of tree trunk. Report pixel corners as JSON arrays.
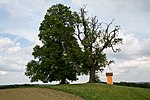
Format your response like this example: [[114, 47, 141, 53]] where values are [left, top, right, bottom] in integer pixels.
[[60, 78, 69, 84], [89, 65, 96, 83], [60, 78, 66, 84]]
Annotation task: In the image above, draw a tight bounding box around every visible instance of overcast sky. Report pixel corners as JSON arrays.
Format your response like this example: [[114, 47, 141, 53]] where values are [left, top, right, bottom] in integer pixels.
[[0, 0, 150, 85]]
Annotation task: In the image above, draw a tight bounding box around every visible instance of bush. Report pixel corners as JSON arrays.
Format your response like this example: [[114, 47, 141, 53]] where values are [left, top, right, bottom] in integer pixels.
[[114, 82, 150, 88], [95, 75, 101, 83]]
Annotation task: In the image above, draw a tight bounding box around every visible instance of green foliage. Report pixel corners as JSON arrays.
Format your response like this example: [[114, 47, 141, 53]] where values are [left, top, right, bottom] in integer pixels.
[[25, 4, 81, 84], [25, 4, 123, 83], [94, 75, 101, 83], [114, 82, 150, 88]]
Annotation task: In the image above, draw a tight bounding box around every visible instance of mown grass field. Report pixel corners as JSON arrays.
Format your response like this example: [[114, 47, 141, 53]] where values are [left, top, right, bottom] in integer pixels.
[[40, 83, 150, 100], [0, 83, 150, 100], [0, 88, 83, 100]]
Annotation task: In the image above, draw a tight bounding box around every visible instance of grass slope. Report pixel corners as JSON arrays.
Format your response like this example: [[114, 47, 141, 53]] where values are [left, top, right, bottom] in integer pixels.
[[40, 83, 150, 100], [0, 88, 83, 100]]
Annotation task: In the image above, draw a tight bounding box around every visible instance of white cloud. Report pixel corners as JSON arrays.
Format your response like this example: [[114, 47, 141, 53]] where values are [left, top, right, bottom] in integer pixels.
[[0, 0, 50, 43], [0, 70, 7, 76], [121, 33, 140, 56], [71, 0, 85, 6], [0, 37, 21, 54], [0, 37, 32, 72], [140, 38, 150, 57], [103, 32, 150, 82], [0, 0, 48, 19], [7, 46, 21, 53], [1, 29, 39, 43], [0, 37, 14, 48]]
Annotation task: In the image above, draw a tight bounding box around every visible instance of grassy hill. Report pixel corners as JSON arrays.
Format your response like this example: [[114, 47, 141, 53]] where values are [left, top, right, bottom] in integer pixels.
[[40, 83, 150, 100], [0, 83, 150, 100]]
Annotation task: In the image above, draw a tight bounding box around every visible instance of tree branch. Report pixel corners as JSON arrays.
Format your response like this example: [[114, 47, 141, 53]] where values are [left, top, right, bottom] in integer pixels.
[[100, 20, 121, 53], [80, 7, 88, 38], [105, 19, 115, 35]]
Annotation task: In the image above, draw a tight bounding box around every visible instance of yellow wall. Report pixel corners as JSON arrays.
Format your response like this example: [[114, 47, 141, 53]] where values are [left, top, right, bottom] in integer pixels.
[[107, 76, 113, 85]]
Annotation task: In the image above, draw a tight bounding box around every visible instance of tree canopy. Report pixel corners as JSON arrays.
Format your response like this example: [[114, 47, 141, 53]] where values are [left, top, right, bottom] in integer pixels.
[[25, 4, 81, 84], [25, 4, 122, 84]]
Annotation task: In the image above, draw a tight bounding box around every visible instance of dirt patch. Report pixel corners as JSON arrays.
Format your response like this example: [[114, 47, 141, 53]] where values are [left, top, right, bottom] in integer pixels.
[[0, 88, 83, 100]]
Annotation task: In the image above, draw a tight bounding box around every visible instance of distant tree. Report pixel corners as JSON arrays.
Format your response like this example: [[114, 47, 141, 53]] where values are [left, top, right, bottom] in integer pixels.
[[25, 4, 81, 84], [74, 7, 123, 83]]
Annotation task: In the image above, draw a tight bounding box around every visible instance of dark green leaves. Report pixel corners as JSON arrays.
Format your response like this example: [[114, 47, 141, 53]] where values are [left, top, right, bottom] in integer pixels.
[[25, 4, 81, 84]]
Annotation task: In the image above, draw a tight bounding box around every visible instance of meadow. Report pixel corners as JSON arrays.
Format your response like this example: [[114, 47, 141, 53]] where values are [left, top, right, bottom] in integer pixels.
[[40, 83, 150, 100], [0, 83, 150, 100]]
